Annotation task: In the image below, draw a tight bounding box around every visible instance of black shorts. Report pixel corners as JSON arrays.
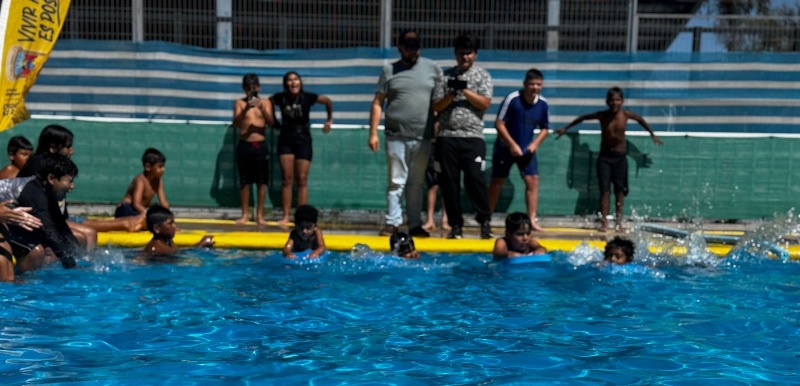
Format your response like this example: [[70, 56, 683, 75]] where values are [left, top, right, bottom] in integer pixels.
[[4, 225, 40, 260], [597, 151, 628, 195], [277, 135, 313, 161], [236, 140, 270, 186]]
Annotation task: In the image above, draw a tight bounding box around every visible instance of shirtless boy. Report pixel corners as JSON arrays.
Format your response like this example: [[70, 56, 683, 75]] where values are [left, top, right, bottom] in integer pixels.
[[0, 136, 33, 180], [555, 87, 663, 232], [115, 148, 169, 218], [233, 73, 275, 225]]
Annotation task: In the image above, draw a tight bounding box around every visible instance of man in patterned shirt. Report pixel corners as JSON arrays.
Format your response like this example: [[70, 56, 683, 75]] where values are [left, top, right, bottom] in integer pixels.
[[433, 32, 494, 239]]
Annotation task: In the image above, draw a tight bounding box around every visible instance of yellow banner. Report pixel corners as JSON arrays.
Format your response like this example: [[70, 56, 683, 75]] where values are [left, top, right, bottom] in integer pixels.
[[0, 0, 70, 132]]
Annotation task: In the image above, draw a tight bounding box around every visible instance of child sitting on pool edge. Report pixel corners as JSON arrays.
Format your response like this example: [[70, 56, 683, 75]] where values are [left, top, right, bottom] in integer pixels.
[[283, 204, 326, 259], [390, 231, 420, 259], [141, 205, 214, 259], [604, 236, 634, 265], [493, 212, 547, 260]]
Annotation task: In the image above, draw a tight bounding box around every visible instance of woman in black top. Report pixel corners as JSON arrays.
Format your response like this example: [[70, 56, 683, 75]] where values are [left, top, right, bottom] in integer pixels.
[[270, 71, 333, 225]]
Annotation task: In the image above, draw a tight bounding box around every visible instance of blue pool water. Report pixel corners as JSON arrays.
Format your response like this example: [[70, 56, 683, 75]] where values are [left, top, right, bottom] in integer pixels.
[[1, 243, 799, 384]]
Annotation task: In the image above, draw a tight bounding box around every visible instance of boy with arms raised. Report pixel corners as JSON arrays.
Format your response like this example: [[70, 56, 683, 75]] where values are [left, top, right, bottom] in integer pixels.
[[0, 136, 33, 179], [555, 87, 663, 232], [233, 73, 275, 225], [115, 148, 169, 218], [488, 69, 550, 232]]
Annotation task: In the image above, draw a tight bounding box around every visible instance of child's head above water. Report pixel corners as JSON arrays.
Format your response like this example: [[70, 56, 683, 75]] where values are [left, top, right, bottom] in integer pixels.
[[504, 212, 532, 235], [390, 231, 417, 258], [604, 237, 635, 265], [146, 204, 175, 237], [294, 205, 318, 225]]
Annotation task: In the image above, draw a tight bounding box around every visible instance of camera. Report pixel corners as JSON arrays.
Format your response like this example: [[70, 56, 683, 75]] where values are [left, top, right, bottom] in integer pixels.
[[447, 78, 467, 91]]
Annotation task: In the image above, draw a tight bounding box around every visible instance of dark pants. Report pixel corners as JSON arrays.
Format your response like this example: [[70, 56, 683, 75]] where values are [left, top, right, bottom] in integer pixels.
[[436, 137, 491, 228]]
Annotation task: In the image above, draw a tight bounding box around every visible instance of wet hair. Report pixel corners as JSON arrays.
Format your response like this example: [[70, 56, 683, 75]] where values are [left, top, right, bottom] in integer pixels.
[[604, 237, 635, 262], [142, 148, 166, 166], [294, 204, 318, 225], [454, 32, 480, 52], [35, 124, 74, 155], [390, 231, 415, 255], [36, 153, 78, 182], [242, 73, 260, 88], [504, 212, 532, 234], [525, 68, 543, 82], [606, 87, 624, 101], [282, 71, 304, 94], [146, 204, 174, 233], [7, 135, 33, 155]]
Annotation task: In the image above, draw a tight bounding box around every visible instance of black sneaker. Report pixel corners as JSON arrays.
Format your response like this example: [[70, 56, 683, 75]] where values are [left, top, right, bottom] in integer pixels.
[[480, 222, 495, 239], [447, 225, 463, 239], [409, 226, 430, 238]]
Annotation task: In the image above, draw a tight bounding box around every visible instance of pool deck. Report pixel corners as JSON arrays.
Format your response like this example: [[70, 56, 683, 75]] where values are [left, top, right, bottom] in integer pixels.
[[73, 204, 795, 257]]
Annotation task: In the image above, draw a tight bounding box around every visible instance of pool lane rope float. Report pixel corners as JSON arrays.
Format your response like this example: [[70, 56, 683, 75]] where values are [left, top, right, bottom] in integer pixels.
[[640, 223, 790, 260]]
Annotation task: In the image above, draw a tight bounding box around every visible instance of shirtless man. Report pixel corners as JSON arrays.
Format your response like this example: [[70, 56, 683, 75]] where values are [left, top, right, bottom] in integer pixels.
[[233, 73, 275, 225], [555, 87, 663, 232]]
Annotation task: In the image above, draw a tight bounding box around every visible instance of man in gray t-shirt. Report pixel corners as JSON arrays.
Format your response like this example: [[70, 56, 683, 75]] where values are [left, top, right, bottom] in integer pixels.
[[368, 30, 443, 237]]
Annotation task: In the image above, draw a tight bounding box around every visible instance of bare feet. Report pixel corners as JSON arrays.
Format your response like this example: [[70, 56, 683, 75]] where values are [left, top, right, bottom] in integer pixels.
[[235, 215, 250, 224], [276, 216, 291, 226], [532, 222, 545, 232], [441, 222, 452, 231], [256, 217, 269, 226], [422, 221, 436, 231]]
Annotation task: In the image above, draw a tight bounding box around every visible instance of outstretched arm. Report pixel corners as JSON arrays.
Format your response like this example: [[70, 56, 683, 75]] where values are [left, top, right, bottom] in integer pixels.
[[555, 112, 599, 138], [156, 177, 169, 209], [318, 95, 334, 133], [282, 237, 296, 258], [626, 110, 663, 145]]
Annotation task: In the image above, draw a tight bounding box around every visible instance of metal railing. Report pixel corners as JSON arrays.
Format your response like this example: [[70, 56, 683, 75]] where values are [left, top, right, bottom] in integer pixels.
[[59, 0, 799, 52]]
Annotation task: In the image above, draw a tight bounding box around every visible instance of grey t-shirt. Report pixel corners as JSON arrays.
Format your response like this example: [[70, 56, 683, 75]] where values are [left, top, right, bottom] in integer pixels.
[[376, 57, 442, 139], [433, 65, 493, 139]]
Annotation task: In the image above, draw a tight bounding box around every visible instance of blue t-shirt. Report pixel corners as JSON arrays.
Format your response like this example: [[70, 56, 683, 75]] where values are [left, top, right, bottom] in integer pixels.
[[495, 91, 549, 148]]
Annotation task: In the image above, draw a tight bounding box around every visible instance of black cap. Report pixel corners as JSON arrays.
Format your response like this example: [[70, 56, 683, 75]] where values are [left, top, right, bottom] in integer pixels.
[[400, 36, 421, 51]]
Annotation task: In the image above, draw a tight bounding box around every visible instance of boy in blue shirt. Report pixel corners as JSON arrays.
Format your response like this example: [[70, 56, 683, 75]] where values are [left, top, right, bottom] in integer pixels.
[[488, 69, 550, 231]]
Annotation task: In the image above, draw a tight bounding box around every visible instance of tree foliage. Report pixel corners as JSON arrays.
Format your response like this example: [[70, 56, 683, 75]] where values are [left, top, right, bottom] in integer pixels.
[[710, 0, 799, 51]]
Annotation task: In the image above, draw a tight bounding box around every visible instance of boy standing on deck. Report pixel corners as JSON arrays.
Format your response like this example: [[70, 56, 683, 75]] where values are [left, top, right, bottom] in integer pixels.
[[233, 73, 275, 225], [488, 69, 550, 232], [555, 87, 663, 232], [115, 148, 169, 219]]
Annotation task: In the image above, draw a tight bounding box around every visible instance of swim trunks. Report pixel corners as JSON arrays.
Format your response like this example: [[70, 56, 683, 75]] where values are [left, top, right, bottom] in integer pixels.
[[597, 151, 628, 195], [236, 140, 270, 186], [491, 145, 538, 178], [114, 203, 140, 218]]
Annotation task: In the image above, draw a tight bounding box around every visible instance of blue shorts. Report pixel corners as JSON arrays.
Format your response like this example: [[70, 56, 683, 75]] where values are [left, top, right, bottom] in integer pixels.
[[114, 203, 140, 218], [491, 145, 538, 178]]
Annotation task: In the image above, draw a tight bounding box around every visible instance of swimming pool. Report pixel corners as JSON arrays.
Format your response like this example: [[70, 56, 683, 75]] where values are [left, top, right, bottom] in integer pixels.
[[2, 239, 798, 384]]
